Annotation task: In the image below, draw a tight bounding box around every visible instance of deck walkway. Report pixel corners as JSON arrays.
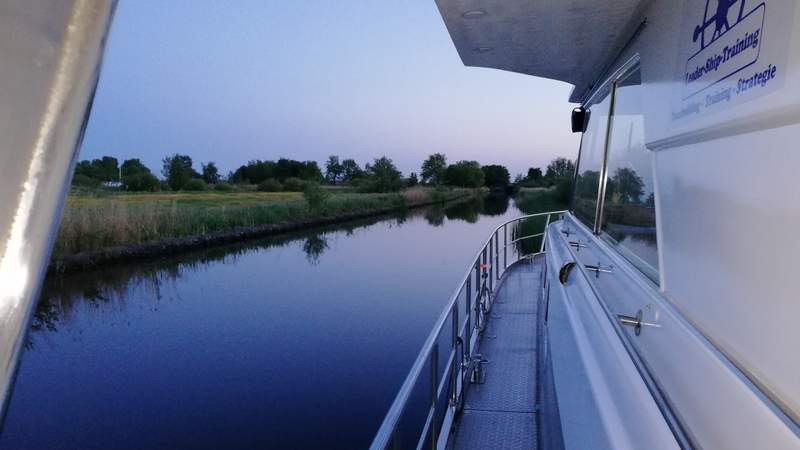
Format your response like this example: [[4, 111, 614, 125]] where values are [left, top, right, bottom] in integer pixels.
[[450, 255, 543, 450]]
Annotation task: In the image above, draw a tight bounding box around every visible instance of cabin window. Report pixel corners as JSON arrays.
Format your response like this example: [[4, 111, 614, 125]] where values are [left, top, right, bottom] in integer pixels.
[[599, 67, 659, 281], [572, 84, 612, 228]]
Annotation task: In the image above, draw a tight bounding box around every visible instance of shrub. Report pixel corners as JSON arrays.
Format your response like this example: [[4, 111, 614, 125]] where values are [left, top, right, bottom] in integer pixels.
[[213, 182, 233, 192], [71, 173, 100, 188], [282, 177, 306, 192], [257, 179, 283, 192], [183, 179, 207, 191], [123, 172, 160, 192], [430, 187, 450, 204], [554, 178, 573, 205], [303, 182, 330, 211]]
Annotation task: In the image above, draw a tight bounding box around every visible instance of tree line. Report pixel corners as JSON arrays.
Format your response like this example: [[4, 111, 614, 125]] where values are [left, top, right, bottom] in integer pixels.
[[72, 152, 576, 195]]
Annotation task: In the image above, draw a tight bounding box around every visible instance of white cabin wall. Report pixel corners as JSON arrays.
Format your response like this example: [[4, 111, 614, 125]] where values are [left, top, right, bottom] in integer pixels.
[[594, 0, 800, 422]]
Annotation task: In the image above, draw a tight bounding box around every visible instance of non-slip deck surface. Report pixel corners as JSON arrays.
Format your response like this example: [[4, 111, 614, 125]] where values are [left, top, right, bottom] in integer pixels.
[[450, 256, 543, 450]]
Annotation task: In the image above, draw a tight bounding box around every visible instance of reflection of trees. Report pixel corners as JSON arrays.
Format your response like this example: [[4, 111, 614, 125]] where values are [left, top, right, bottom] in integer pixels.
[[302, 234, 328, 265], [603, 166, 654, 228], [444, 199, 479, 223], [424, 206, 445, 227], [480, 194, 509, 216], [30, 194, 505, 344], [423, 195, 495, 226], [575, 170, 600, 199], [30, 210, 429, 340], [606, 167, 644, 204]]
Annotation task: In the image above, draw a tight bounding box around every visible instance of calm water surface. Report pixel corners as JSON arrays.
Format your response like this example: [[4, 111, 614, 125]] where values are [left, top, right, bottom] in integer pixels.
[[1, 195, 528, 450]]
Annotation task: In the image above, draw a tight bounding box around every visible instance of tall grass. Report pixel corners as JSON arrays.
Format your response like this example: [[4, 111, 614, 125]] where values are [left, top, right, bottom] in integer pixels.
[[54, 188, 470, 258]]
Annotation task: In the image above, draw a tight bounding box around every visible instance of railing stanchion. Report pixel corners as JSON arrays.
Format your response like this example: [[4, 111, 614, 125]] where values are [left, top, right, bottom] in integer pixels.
[[503, 223, 507, 270], [429, 344, 438, 449], [488, 240, 493, 294], [540, 213, 552, 253], [474, 260, 480, 296], [450, 303, 458, 406], [495, 232, 499, 280], [465, 277, 472, 359]]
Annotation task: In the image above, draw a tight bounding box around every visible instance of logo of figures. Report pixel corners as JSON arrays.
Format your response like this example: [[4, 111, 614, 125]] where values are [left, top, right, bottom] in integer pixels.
[[693, 0, 751, 49]]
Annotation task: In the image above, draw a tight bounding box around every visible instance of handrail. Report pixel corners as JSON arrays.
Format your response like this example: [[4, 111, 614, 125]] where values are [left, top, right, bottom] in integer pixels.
[[370, 210, 567, 450]]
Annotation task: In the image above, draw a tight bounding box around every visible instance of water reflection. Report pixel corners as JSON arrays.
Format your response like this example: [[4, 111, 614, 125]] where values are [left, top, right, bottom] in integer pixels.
[[3, 194, 524, 450], [28, 194, 513, 342], [302, 234, 329, 265], [480, 193, 510, 216]]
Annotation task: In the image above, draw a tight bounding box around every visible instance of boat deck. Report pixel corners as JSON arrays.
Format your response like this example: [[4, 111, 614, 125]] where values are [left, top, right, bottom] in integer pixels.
[[450, 255, 543, 450]]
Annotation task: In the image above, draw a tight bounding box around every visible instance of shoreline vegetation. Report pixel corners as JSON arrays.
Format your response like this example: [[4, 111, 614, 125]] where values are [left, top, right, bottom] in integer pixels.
[[56, 150, 576, 273], [49, 187, 480, 273]]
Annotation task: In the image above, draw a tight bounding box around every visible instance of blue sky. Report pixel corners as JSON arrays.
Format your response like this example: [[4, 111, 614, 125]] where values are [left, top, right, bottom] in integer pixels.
[[80, 0, 579, 178]]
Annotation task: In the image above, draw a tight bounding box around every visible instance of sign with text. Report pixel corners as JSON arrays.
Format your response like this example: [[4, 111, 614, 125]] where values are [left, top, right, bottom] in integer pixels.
[[672, 0, 795, 122]]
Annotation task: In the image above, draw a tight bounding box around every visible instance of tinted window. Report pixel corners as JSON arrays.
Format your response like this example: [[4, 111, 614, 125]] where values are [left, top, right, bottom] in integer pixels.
[[573, 86, 611, 228], [600, 68, 659, 280]]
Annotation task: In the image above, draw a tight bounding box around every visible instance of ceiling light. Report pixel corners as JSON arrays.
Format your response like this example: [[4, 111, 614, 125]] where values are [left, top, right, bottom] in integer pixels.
[[473, 46, 493, 53]]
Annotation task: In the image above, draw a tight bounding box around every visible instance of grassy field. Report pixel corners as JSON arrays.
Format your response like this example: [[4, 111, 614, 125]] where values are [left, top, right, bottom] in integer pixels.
[[54, 187, 469, 258]]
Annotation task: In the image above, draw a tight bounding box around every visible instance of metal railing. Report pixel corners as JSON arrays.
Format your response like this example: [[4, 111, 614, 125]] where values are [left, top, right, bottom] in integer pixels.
[[370, 210, 567, 450]]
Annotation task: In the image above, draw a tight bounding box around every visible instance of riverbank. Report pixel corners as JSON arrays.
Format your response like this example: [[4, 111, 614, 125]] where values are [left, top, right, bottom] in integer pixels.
[[50, 187, 478, 272]]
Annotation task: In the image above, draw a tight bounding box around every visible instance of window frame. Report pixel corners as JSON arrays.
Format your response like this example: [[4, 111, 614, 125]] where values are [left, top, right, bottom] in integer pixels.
[[570, 56, 659, 282]]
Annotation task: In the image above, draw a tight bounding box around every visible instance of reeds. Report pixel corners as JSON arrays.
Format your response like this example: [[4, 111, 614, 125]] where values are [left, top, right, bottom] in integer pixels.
[[53, 189, 469, 258]]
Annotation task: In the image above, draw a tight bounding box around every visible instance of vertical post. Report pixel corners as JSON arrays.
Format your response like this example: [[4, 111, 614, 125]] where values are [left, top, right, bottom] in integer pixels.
[[540, 213, 552, 253], [465, 277, 472, 358], [594, 80, 618, 234], [450, 303, 458, 405], [495, 232, 499, 280], [504, 224, 508, 266], [430, 344, 439, 449], [481, 249, 487, 293], [489, 240, 494, 294], [474, 261, 480, 296]]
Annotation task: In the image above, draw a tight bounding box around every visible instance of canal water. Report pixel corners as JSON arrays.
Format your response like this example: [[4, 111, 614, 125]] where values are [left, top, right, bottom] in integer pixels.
[[0, 195, 536, 450]]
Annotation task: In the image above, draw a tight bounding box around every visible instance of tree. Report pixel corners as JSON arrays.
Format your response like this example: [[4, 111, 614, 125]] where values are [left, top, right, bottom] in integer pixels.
[[608, 167, 644, 204], [162, 154, 195, 190], [526, 167, 543, 182], [407, 172, 419, 187], [544, 157, 575, 183], [275, 158, 323, 182], [121, 159, 151, 178], [481, 164, 510, 188], [229, 159, 323, 184], [363, 156, 403, 193], [443, 160, 484, 188], [325, 155, 343, 184], [341, 159, 364, 182], [95, 156, 120, 181], [75, 156, 119, 182], [201, 162, 220, 184], [123, 172, 160, 192], [421, 153, 447, 185], [231, 160, 276, 184]]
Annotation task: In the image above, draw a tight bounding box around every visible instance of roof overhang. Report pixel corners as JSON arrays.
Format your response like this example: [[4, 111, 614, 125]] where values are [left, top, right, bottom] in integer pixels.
[[435, 0, 648, 103]]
